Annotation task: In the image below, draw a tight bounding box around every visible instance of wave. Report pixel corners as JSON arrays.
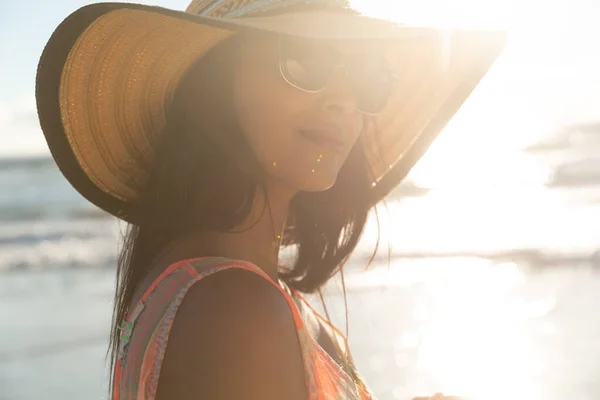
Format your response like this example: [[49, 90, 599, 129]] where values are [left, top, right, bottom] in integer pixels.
[[0, 155, 54, 171], [0, 205, 110, 222], [0, 218, 121, 272]]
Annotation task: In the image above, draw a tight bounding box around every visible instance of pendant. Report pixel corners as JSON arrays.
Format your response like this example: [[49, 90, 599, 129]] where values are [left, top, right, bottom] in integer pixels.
[[272, 235, 281, 248]]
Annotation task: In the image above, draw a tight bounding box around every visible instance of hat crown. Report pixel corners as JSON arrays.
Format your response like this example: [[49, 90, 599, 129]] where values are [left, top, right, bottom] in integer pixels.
[[186, 0, 351, 18]]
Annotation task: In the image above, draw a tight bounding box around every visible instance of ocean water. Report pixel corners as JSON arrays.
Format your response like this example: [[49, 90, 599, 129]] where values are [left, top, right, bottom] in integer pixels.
[[2, 125, 600, 400]]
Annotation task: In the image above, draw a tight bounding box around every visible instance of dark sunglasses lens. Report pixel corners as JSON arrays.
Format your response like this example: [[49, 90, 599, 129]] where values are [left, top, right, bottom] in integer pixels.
[[356, 77, 395, 114], [352, 58, 396, 114], [280, 42, 396, 114], [280, 44, 335, 92]]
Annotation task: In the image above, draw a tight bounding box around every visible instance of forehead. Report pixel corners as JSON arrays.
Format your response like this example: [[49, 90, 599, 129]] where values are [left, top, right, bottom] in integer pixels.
[[240, 33, 395, 57], [322, 39, 395, 56]]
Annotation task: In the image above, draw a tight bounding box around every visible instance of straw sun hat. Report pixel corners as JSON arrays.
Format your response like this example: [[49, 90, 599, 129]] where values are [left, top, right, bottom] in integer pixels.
[[36, 0, 505, 223]]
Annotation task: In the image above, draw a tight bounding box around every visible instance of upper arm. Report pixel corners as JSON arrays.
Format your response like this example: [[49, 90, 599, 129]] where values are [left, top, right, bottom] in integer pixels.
[[155, 268, 309, 400]]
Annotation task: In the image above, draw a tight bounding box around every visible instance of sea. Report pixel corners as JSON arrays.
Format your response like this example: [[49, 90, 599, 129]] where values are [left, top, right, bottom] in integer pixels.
[[2, 120, 600, 400]]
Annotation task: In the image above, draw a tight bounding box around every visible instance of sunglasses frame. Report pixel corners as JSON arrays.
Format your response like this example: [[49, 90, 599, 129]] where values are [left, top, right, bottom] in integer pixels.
[[277, 41, 398, 116]]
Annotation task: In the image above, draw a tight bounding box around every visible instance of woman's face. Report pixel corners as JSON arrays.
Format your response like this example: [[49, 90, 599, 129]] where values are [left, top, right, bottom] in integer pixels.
[[232, 35, 367, 194]]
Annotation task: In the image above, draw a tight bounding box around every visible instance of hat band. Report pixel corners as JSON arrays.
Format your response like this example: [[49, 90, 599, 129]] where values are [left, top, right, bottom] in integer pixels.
[[188, 0, 351, 18]]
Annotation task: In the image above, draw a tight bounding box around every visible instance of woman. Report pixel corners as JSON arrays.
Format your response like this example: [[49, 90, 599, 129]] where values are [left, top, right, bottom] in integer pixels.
[[35, 0, 505, 398]]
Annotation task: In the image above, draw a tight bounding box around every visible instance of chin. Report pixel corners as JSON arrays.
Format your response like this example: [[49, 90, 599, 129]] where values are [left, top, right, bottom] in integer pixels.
[[269, 162, 343, 193], [295, 172, 339, 192]]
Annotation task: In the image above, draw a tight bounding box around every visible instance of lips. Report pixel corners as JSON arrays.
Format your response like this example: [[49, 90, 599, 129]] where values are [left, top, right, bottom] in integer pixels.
[[299, 127, 346, 153]]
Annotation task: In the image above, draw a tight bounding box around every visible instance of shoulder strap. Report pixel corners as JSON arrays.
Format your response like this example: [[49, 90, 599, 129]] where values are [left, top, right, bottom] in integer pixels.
[[113, 257, 319, 400], [186, 258, 306, 327]]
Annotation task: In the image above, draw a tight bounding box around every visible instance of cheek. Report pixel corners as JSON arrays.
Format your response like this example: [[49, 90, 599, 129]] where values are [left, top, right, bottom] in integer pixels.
[[232, 62, 363, 192], [233, 65, 310, 176], [234, 89, 293, 162]]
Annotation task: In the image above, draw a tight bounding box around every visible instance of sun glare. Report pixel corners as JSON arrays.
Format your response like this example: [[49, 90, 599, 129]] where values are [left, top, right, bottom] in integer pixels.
[[414, 260, 548, 400], [352, 0, 514, 29], [347, 1, 600, 398], [353, 0, 600, 190]]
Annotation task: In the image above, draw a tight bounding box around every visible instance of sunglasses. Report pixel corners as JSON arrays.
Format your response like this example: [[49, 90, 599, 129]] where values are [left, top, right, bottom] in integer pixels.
[[278, 39, 398, 115]]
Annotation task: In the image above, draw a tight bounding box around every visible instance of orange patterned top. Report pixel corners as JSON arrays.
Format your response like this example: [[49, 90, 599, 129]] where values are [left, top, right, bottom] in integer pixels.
[[112, 257, 373, 400]]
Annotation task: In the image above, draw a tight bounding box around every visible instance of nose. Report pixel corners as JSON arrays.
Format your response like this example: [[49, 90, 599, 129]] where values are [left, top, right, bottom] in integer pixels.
[[321, 65, 358, 115]]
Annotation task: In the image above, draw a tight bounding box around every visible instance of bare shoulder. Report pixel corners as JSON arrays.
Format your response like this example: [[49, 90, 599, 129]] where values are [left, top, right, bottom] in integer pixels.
[[155, 268, 308, 400]]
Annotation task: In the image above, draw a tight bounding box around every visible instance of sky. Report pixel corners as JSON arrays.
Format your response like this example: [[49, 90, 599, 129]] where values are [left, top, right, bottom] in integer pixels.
[[0, 0, 187, 156], [1, 0, 600, 178]]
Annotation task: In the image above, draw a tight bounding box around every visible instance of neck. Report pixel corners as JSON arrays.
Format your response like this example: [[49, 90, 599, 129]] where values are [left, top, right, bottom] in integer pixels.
[[216, 187, 291, 281], [177, 185, 293, 282]]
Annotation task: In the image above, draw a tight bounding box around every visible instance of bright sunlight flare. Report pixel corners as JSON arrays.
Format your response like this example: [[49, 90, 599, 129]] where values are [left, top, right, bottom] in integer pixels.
[[353, 0, 600, 190], [348, 1, 600, 399]]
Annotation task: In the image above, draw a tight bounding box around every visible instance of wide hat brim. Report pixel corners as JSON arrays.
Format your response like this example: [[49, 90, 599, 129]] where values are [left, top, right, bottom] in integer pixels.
[[36, 2, 506, 223]]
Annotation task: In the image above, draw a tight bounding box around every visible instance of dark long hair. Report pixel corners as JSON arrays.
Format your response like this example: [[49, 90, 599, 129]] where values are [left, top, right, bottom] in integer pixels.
[[107, 35, 381, 392]]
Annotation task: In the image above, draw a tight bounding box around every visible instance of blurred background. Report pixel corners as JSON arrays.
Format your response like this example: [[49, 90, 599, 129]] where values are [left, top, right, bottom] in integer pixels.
[[1, 0, 600, 399]]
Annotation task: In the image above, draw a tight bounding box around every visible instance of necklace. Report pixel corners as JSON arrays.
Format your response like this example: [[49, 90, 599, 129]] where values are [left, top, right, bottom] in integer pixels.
[[265, 194, 284, 286], [266, 195, 281, 249]]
